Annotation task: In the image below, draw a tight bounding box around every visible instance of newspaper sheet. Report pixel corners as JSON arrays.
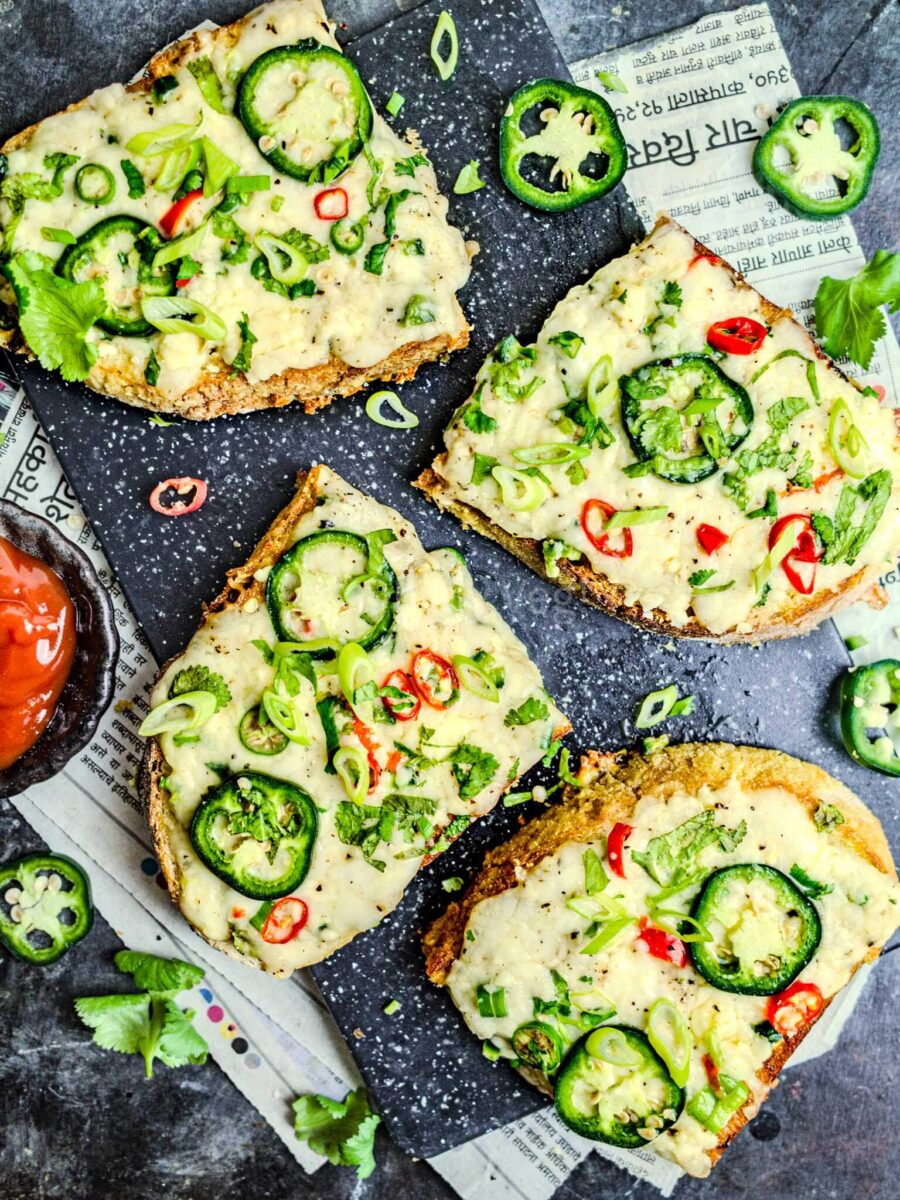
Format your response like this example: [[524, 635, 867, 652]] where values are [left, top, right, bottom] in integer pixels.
[[1, 4, 897, 1197]]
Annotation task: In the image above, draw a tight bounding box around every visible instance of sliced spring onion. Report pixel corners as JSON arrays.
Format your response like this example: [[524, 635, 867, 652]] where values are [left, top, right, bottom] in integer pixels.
[[454, 160, 485, 194], [201, 136, 239, 196], [187, 57, 229, 114], [139, 690, 217, 737], [513, 443, 590, 467], [126, 116, 202, 157], [154, 140, 202, 192], [635, 685, 678, 729], [751, 524, 797, 594], [828, 397, 869, 478], [383, 999, 401, 1016], [492, 465, 549, 512], [579, 916, 634, 956], [595, 69, 628, 94], [451, 654, 500, 703], [649, 909, 712, 943], [586, 354, 618, 417], [586, 1026, 643, 1068], [475, 983, 508, 1018], [261, 689, 310, 745], [338, 642, 377, 718], [748, 348, 810, 385], [365, 389, 419, 429], [334, 745, 369, 805], [647, 998, 691, 1087], [41, 227, 76, 245], [430, 10, 459, 82], [255, 231, 308, 285], [153, 220, 209, 269], [846, 634, 868, 651], [141, 296, 226, 341], [442, 876, 464, 893], [503, 791, 533, 806], [482, 1041, 502, 1061], [75, 163, 116, 205], [568, 891, 628, 920], [226, 174, 271, 195], [385, 91, 405, 118], [604, 506, 668, 530]]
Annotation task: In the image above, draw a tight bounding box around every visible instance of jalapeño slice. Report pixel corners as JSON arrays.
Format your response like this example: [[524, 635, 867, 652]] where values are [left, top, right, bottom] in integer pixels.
[[237, 40, 373, 184], [56, 215, 175, 336], [690, 864, 822, 996], [621, 354, 754, 483], [0, 853, 94, 965], [753, 96, 880, 220], [190, 772, 317, 900], [512, 1020, 565, 1073], [266, 529, 398, 658], [239, 704, 289, 756], [499, 79, 627, 212], [554, 1027, 684, 1148], [840, 659, 900, 777]]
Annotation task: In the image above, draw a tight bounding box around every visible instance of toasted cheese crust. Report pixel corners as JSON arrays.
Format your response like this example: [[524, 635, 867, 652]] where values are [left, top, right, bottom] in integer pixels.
[[0, 0, 471, 418], [418, 217, 898, 641], [140, 465, 569, 976], [424, 743, 898, 1176]]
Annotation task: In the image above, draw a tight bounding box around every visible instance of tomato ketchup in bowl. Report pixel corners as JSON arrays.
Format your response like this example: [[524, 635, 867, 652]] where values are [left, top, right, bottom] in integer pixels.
[[0, 536, 77, 769], [0, 502, 118, 798]]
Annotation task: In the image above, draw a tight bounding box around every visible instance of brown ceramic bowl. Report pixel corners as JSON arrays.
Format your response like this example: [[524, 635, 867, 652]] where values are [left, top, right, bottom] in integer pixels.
[[0, 500, 119, 799]]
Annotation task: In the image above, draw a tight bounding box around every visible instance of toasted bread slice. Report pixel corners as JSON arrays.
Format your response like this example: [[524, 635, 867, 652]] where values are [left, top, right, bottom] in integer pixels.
[[424, 742, 898, 1177], [139, 464, 569, 977], [417, 216, 898, 641], [0, 0, 470, 419]]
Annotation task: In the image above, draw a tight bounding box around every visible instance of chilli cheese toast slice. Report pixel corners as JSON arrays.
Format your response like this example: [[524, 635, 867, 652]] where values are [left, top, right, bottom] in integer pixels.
[[0, 0, 471, 419], [417, 216, 899, 641], [139, 465, 569, 977], [423, 743, 899, 1177]]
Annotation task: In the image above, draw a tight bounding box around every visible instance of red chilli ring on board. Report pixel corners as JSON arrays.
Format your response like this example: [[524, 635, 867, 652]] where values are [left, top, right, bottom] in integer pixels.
[[149, 477, 208, 517]]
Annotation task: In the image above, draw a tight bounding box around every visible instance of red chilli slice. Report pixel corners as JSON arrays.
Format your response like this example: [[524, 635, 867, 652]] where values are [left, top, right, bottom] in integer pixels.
[[149, 476, 208, 517], [581, 499, 633, 559], [696, 523, 728, 554], [261, 897, 309, 944], [707, 316, 767, 356], [314, 187, 349, 221]]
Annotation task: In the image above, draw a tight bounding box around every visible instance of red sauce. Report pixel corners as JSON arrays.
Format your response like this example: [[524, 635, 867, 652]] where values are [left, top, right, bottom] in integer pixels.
[[0, 536, 77, 770]]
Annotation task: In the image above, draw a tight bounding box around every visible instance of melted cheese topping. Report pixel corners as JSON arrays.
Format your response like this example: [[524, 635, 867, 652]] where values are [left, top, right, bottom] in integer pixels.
[[0, 0, 470, 401], [446, 779, 899, 1176], [434, 222, 899, 635], [151, 467, 566, 975]]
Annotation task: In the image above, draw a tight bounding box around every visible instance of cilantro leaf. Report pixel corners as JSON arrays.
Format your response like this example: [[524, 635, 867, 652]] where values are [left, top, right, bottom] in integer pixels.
[[448, 742, 499, 800], [504, 696, 550, 727], [113, 951, 204, 995], [293, 1088, 380, 1179], [548, 330, 584, 358], [814, 469, 891, 565], [638, 406, 682, 454], [75, 953, 208, 1079], [688, 569, 716, 588], [460, 389, 497, 434], [789, 864, 833, 899], [632, 811, 746, 887], [395, 153, 428, 178], [472, 452, 498, 485], [543, 538, 582, 579], [814, 250, 900, 369], [156, 1000, 209, 1069], [169, 664, 232, 710], [230, 312, 256, 375], [74, 994, 152, 1057], [3, 252, 106, 382]]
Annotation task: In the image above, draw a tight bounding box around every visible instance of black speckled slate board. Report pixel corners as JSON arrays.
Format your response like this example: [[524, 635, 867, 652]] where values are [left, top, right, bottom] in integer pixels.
[[7, 0, 880, 1164]]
